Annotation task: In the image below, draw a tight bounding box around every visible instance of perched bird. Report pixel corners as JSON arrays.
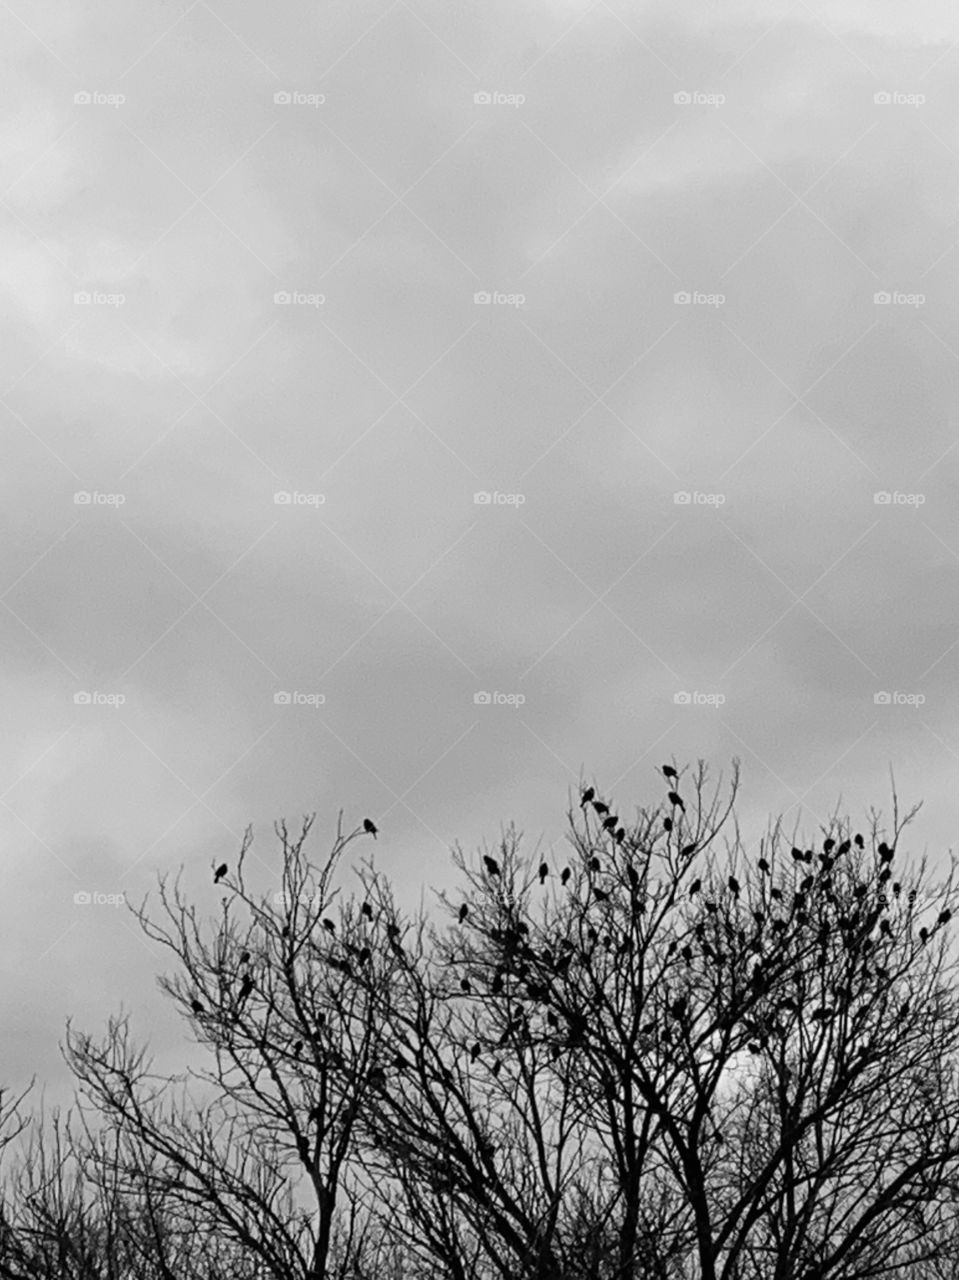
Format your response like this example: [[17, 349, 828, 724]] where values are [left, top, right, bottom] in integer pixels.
[[879, 843, 894, 865], [800, 876, 814, 893], [589, 856, 601, 874], [237, 973, 253, 1003], [823, 838, 835, 854], [361, 902, 374, 920], [213, 863, 228, 884], [893, 882, 901, 897], [627, 865, 640, 889], [458, 903, 468, 923], [358, 947, 371, 964], [239, 950, 250, 965], [538, 862, 549, 884], [483, 855, 500, 877], [363, 819, 378, 839], [791, 849, 804, 863], [470, 1042, 481, 1062], [667, 791, 685, 811], [920, 927, 929, 944], [940, 909, 952, 926], [680, 842, 697, 856], [593, 801, 609, 816], [757, 858, 770, 874], [461, 978, 472, 994], [728, 876, 740, 897], [292, 1040, 303, 1057], [190, 998, 204, 1016], [322, 918, 336, 934], [615, 827, 626, 843], [560, 867, 571, 886], [689, 879, 701, 897], [681, 945, 693, 963], [837, 840, 851, 855], [594, 888, 609, 903], [602, 816, 618, 832], [662, 765, 678, 780], [663, 818, 673, 832], [580, 787, 595, 807]]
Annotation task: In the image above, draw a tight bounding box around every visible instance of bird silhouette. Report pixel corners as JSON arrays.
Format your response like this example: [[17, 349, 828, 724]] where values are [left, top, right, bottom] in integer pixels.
[[538, 862, 548, 884], [483, 855, 500, 877], [589, 856, 601, 874], [461, 978, 472, 994], [361, 902, 374, 920], [757, 858, 770, 873], [663, 817, 673, 832], [470, 1042, 481, 1062], [615, 827, 626, 843], [791, 849, 803, 863], [458, 903, 468, 922], [662, 765, 678, 780], [689, 879, 701, 897], [322, 918, 336, 934], [879, 843, 894, 864], [213, 863, 228, 884], [602, 816, 618, 832], [627, 864, 640, 889], [292, 1039, 303, 1056], [190, 998, 204, 1015], [940, 909, 952, 926], [823, 838, 835, 854], [561, 867, 571, 885], [239, 950, 250, 965], [581, 787, 595, 806], [593, 801, 609, 816], [358, 947, 371, 964], [594, 888, 609, 902], [854, 834, 864, 849], [363, 819, 378, 838], [667, 791, 685, 811], [237, 975, 253, 1005], [728, 876, 740, 897], [920, 927, 929, 944], [837, 840, 851, 855]]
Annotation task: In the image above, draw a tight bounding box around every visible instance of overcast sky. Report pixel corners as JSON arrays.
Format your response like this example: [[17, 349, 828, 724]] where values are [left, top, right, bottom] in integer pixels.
[[3, 0, 959, 1093]]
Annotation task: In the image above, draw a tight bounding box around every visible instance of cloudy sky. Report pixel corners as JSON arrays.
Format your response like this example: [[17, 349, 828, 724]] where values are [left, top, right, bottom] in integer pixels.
[[3, 0, 959, 1092]]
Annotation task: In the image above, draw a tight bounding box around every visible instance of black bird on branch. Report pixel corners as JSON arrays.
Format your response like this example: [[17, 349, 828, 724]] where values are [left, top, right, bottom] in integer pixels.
[[662, 765, 678, 780], [689, 879, 701, 897], [791, 849, 804, 863], [664, 817, 673, 832], [322, 918, 336, 934], [602, 816, 618, 832], [237, 973, 253, 1004], [592, 801, 609, 816], [667, 791, 685, 812], [213, 863, 228, 884], [561, 867, 571, 885], [538, 862, 549, 884], [580, 787, 595, 806], [590, 856, 601, 874], [615, 827, 626, 843], [190, 998, 204, 1016], [363, 818, 378, 838], [239, 950, 250, 965], [483, 855, 500, 877], [361, 902, 374, 920], [758, 858, 770, 874], [728, 876, 740, 898], [458, 903, 468, 922]]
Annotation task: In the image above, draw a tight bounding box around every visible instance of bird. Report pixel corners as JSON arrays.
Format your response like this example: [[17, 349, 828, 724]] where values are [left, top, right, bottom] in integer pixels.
[[592, 801, 609, 816], [920, 927, 929, 944], [461, 978, 472, 994], [663, 817, 673, 832], [854, 833, 864, 849], [292, 1040, 303, 1057], [322, 918, 336, 934], [627, 864, 639, 889], [538, 862, 548, 884], [602, 816, 618, 832], [458, 903, 468, 923], [190, 998, 204, 1015], [823, 838, 835, 854], [879, 843, 894, 865], [358, 947, 371, 964], [470, 1042, 481, 1062], [757, 858, 770, 874], [589, 856, 601, 874], [581, 787, 595, 806], [238, 973, 253, 1003], [560, 867, 571, 886], [483, 855, 500, 877], [791, 849, 804, 863], [594, 888, 609, 902], [615, 827, 626, 843], [837, 840, 851, 855], [689, 879, 701, 897], [940, 910, 952, 926], [667, 791, 685, 811], [239, 950, 250, 965], [662, 765, 678, 780], [213, 863, 228, 884], [363, 819, 378, 839], [728, 876, 740, 897], [361, 902, 374, 920]]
